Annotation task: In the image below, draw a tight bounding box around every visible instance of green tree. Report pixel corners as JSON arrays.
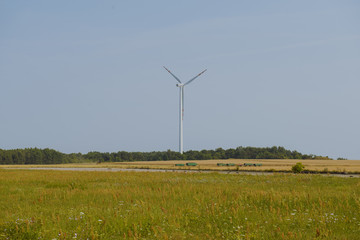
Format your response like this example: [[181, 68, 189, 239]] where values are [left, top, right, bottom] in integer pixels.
[[292, 162, 305, 173]]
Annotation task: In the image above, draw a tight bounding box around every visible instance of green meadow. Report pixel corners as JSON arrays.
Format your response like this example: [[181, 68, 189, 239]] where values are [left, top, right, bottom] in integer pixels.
[[0, 170, 359, 239]]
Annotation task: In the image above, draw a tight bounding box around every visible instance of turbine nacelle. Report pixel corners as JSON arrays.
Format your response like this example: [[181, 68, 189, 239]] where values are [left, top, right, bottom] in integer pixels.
[[176, 83, 184, 87]]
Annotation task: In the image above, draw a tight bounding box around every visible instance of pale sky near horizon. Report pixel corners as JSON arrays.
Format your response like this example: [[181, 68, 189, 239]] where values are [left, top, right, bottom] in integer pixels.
[[1, 1, 360, 159]]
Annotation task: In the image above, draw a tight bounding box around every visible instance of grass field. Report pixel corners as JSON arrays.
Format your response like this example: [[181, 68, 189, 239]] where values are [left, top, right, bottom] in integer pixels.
[[2, 159, 360, 173], [0, 169, 359, 239]]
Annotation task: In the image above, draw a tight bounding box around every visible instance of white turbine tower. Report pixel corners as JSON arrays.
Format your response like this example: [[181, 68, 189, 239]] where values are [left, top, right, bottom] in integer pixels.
[[163, 66, 207, 154]]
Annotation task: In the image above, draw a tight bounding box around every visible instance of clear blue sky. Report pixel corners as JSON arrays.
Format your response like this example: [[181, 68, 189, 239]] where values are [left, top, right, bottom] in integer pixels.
[[1, 1, 359, 159]]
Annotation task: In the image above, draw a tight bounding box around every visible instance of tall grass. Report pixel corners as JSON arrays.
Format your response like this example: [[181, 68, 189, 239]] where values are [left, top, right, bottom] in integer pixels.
[[0, 169, 359, 239]]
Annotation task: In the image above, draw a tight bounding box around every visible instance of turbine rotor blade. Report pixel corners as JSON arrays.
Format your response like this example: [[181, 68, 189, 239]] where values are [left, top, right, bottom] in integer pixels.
[[184, 69, 207, 86], [163, 66, 182, 84]]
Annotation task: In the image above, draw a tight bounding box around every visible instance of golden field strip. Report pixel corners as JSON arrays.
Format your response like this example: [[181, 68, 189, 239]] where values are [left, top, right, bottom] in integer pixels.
[[2, 159, 360, 173], [110, 159, 360, 172]]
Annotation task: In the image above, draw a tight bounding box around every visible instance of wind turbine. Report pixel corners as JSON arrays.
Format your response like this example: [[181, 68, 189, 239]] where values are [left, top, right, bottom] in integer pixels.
[[163, 66, 207, 154]]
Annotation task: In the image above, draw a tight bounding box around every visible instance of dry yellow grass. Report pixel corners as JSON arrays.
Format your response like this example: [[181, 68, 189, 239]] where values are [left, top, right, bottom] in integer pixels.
[[109, 159, 360, 172], [2, 159, 360, 172]]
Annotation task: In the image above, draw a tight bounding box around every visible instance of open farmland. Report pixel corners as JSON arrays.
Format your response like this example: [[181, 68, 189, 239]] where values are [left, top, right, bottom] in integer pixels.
[[108, 159, 360, 173], [1, 169, 359, 239], [3, 159, 360, 173]]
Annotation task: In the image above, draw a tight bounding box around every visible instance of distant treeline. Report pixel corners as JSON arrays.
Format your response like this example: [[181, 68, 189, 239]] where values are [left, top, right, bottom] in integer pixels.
[[0, 146, 332, 165]]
